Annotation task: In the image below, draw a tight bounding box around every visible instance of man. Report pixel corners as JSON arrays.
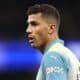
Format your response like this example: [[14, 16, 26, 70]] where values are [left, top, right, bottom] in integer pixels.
[[26, 4, 80, 80]]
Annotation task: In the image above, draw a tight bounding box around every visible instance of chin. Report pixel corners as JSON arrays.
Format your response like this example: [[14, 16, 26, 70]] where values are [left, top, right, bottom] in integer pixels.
[[31, 44, 38, 48], [32, 45, 41, 49]]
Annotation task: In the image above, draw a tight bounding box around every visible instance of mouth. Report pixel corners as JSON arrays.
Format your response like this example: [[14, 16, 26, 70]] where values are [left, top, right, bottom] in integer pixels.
[[28, 37, 34, 43]]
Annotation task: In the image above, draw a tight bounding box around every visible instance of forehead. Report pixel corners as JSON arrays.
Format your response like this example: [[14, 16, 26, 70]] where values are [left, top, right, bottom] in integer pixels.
[[27, 13, 44, 22]]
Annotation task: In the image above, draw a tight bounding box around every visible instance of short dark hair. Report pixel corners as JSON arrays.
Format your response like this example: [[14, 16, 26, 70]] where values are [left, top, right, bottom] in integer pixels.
[[26, 4, 60, 27]]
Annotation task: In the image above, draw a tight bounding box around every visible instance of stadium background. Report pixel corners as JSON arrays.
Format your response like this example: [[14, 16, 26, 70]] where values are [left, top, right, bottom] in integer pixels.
[[0, 0, 80, 80]]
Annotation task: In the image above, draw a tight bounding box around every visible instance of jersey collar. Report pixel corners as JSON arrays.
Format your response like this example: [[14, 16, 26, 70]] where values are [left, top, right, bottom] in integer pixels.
[[44, 39, 64, 53]]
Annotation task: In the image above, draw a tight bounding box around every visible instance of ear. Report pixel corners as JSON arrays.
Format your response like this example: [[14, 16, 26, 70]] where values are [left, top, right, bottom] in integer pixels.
[[48, 24, 56, 34]]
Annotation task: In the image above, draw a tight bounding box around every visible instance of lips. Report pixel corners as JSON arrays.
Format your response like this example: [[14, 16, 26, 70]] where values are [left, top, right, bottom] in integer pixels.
[[28, 37, 34, 43]]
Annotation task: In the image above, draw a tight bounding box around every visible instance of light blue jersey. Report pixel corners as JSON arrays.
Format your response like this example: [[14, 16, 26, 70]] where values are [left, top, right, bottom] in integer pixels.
[[36, 39, 80, 80]]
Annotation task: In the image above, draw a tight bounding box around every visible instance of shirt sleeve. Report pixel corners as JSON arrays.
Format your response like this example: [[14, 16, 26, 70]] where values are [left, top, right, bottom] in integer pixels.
[[42, 51, 69, 80]]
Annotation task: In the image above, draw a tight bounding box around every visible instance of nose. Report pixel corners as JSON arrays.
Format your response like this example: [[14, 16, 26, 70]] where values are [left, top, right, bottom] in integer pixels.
[[26, 25, 32, 34]]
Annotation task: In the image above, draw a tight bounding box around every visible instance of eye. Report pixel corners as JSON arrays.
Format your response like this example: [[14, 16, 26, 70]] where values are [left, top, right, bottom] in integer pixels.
[[30, 21, 39, 26]]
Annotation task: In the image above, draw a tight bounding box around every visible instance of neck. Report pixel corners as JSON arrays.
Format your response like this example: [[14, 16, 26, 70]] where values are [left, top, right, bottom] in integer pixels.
[[39, 35, 59, 53]]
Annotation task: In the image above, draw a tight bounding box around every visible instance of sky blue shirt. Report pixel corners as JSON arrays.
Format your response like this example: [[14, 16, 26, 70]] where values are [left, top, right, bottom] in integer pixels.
[[36, 39, 79, 80]]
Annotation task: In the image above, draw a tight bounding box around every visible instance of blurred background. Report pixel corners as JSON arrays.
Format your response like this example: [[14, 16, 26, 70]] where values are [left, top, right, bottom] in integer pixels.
[[0, 0, 80, 80]]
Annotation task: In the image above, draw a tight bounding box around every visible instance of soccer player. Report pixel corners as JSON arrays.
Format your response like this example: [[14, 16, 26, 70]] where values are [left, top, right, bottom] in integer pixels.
[[25, 4, 80, 80]]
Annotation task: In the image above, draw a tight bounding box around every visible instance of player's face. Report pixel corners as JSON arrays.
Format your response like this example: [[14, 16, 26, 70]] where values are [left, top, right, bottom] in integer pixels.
[[26, 13, 49, 48]]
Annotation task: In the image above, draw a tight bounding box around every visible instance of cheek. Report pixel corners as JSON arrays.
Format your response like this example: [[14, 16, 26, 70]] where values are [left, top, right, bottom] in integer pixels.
[[36, 29, 48, 42], [34, 24, 48, 44]]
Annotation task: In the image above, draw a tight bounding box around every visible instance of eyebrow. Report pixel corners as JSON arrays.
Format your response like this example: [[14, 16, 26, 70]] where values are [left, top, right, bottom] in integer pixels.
[[28, 21, 39, 25]]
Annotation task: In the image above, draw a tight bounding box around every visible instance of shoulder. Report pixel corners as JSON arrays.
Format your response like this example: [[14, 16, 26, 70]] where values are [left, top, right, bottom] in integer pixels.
[[41, 51, 70, 75], [43, 51, 69, 62], [42, 51, 70, 69], [43, 51, 62, 61]]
